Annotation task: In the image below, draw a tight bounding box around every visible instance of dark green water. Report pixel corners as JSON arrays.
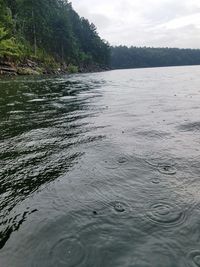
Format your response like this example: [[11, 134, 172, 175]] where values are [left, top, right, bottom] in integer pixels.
[[1, 66, 200, 266]]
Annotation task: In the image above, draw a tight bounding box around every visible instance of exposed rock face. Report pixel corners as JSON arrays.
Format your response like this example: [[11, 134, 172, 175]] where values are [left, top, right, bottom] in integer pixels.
[[17, 67, 41, 75], [0, 60, 42, 76], [0, 59, 110, 76], [0, 61, 17, 75]]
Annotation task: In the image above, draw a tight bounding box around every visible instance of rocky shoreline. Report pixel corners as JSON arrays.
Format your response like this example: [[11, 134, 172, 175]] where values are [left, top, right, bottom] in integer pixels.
[[0, 59, 110, 76]]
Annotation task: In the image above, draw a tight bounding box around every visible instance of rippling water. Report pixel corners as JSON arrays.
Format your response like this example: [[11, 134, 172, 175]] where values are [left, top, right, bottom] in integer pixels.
[[1, 66, 200, 266]]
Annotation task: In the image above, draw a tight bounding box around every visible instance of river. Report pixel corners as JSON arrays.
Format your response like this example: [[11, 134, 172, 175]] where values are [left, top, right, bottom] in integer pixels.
[[0, 66, 200, 266]]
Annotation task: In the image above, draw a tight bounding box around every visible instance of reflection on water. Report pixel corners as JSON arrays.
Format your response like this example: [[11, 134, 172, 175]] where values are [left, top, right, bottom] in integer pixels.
[[0, 76, 106, 251], [1, 66, 200, 266]]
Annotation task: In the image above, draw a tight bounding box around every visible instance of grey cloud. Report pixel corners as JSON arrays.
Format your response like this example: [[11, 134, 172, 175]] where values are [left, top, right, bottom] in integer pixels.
[[73, 5, 111, 30], [88, 14, 112, 29], [72, 0, 200, 48]]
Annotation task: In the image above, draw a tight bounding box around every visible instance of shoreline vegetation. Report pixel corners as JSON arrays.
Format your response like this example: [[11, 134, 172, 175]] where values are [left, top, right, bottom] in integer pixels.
[[0, 59, 110, 76], [0, 0, 110, 76]]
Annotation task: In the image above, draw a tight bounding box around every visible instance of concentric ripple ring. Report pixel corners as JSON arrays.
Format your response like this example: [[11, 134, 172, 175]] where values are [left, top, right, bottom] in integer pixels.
[[146, 202, 185, 227], [50, 235, 86, 267]]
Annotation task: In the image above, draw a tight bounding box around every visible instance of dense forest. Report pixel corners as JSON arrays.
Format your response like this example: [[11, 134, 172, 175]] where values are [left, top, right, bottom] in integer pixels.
[[111, 46, 200, 69], [0, 0, 110, 73]]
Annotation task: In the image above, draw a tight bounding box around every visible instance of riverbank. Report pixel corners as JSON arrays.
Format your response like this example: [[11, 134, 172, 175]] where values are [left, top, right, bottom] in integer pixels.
[[0, 59, 110, 76]]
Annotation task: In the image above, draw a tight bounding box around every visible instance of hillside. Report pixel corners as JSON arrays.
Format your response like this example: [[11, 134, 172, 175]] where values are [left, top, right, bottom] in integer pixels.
[[0, 0, 110, 74]]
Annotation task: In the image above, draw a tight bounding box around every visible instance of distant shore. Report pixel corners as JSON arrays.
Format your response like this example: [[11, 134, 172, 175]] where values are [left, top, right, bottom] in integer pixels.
[[0, 59, 110, 76]]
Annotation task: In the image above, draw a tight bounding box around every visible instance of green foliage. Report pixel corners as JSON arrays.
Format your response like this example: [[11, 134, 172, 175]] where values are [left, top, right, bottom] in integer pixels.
[[111, 46, 200, 69], [0, 27, 8, 41], [0, 0, 110, 68], [0, 0, 13, 29], [67, 64, 78, 73], [0, 37, 22, 58], [0, 25, 23, 59]]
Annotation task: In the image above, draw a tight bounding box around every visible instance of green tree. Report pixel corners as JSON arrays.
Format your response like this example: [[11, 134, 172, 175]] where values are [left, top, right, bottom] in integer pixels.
[[0, 0, 111, 68]]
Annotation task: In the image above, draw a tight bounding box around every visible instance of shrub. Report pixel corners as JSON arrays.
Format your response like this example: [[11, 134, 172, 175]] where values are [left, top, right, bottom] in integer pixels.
[[68, 64, 78, 73]]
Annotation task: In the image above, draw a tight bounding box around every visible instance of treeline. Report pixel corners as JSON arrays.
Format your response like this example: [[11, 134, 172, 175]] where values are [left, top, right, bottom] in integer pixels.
[[111, 46, 200, 69], [0, 0, 110, 70]]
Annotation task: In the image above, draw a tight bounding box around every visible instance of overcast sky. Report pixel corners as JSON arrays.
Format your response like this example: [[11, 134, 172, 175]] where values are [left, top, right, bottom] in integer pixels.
[[72, 0, 200, 48]]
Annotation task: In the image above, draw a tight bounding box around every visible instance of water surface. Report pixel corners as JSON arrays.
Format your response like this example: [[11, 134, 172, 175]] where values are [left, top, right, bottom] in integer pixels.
[[1, 66, 200, 266]]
